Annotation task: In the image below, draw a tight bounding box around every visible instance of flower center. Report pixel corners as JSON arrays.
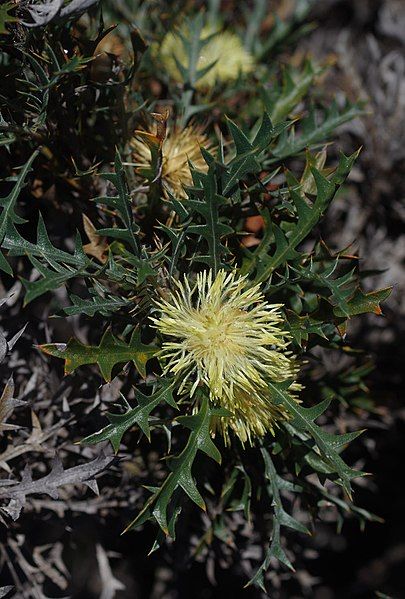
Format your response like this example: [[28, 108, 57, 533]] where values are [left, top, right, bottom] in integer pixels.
[[189, 308, 246, 360], [202, 324, 231, 346]]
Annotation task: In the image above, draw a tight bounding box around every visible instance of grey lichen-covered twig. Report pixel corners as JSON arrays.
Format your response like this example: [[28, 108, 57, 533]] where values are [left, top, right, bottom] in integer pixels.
[[0, 453, 115, 520], [22, 0, 100, 27]]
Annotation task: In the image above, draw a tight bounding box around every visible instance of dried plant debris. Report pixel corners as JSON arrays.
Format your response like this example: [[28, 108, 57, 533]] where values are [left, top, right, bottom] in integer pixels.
[[21, 0, 100, 27], [0, 453, 115, 520], [0, 377, 25, 433], [95, 544, 125, 599], [0, 539, 70, 598]]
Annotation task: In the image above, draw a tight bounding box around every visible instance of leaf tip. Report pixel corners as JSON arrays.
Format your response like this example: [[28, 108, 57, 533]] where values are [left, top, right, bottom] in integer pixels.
[[121, 522, 133, 535]]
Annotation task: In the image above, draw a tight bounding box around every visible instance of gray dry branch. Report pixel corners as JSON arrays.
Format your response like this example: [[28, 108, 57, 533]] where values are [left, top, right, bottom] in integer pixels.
[[0, 453, 115, 520], [22, 0, 100, 27]]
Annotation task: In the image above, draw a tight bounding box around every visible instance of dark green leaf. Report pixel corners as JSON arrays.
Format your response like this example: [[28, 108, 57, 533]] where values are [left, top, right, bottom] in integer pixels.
[[245, 151, 359, 283], [98, 151, 140, 255], [63, 293, 130, 317], [269, 381, 365, 496], [125, 395, 223, 535], [270, 101, 365, 161], [247, 448, 309, 590], [333, 286, 392, 318], [40, 328, 157, 381], [187, 163, 232, 275], [0, 150, 38, 274], [81, 381, 177, 452]]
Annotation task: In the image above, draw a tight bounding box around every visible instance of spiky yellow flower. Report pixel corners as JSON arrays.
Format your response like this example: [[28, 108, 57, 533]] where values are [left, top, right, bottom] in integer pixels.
[[131, 124, 210, 199], [151, 270, 300, 445], [159, 25, 254, 89]]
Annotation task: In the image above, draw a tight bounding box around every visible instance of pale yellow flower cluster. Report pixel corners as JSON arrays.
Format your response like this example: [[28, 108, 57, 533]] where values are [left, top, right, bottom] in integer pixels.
[[159, 25, 254, 89], [131, 124, 210, 198], [152, 270, 300, 445]]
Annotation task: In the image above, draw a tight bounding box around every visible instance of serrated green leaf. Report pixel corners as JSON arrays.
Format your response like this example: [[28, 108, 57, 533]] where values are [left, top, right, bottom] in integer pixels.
[[40, 328, 157, 381], [20, 256, 83, 305], [222, 115, 280, 197], [252, 0, 312, 60], [63, 293, 130, 317], [226, 117, 253, 155], [5, 214, 87, 266], [292, 260, 357, 316], [187, 163, 232, 274], [0, 1, 18, 34], [269, 381, 365, 496], [225, 465, 252, 520], [333, 286, 392, 318], [285, 310, 328, 346], [98, 151, 140, 255], [270, 100, 365, 161], [245, 151, 359, 283], [124, 395, 222, 535], [3, 210, 91, 303], [0, 150, 38, 274], [121, 253, 157, 285], [264, 60, 323, 124], [247, 448, 309, 590], [81, 381, 177, 452]]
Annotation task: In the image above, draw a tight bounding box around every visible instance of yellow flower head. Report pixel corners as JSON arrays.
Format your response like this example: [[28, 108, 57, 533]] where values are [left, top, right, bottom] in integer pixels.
[[131, 124, 210, 199], [152, 270, 300, 445], [159, 25, 254, 89]]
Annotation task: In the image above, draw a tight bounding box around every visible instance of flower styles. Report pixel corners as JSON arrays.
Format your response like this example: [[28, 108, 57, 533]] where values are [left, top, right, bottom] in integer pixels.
[[151, 270, 300, 445]]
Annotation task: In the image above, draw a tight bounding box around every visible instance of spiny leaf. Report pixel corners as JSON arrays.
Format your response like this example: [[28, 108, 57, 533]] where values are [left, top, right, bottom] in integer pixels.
[[263, 60, 324, 124], [223, 465, 252, 520], [316, 483, 384, 530], [169, 13, 206, 87], [285, 310, 328, 346], [4, 215, 88, 267], [270, 100, 365, 161], [247, 448, 309, 590], [293, 261, 391, 318], [333, 286, 392, 318], [0, 1, 18, 34], [20, 257, 82, 305], [159, 223, 187, 277], [40, 328, 157, 381], [63, 293, 130, 317], [293, 260, 357, 316], [222, 114, 281, 197], [97, 150, 140, 255], [0, 377, 25, 432], [3, 214, 91, 304], [0, 150, 38, 274], [253, 0, 313, 59], [124, 396, 222, 535], [246, 151, 359, 283], [81, 381, 177, 452], [0, 453, 113, 521], [269, 381, 365, 497], [168, 14, 217, 124], [117, 251, 157, 285], [187, 163, 232, 275]]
